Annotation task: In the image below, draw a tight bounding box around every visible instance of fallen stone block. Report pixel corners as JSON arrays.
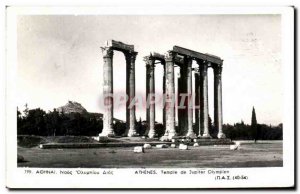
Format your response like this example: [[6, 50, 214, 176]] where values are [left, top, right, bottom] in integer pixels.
[[193, 143, 199, 147], [230, 145, 239, 150], [143, 144, 152, 149], [179, 144, 188, 150], [171, 144, 176, 148], [91, 136, 100, 141], [235, 141, 241, 146], [159, 136, 169, 141], [134, 146, 144, 153], [156, 144, 168, 148], [99, 136, 109, 142]]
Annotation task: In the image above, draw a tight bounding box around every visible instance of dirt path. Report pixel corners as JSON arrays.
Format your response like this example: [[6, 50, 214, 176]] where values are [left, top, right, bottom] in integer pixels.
[[18, 141, 283, 168]]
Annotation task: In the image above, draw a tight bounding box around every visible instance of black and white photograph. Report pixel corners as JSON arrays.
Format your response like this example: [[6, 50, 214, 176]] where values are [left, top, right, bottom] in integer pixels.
[[5, 5, 294, 189]]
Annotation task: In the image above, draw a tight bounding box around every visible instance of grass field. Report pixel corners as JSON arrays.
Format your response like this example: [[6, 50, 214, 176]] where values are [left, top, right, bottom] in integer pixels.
[[17, 140, 282, 168]]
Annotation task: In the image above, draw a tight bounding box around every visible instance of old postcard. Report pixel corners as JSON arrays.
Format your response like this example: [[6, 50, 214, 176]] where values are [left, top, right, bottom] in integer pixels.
[[5, 6, 294, 188]]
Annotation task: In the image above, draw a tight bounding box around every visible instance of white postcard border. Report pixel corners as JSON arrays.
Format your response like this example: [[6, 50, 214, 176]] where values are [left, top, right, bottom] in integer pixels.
[[5, 6, 294, 188]]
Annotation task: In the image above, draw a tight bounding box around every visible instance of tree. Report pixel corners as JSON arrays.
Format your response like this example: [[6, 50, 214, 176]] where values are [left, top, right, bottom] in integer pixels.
[[114, 121, 126, 136], [136, 117, 145, 136], [17, 106, 23, 134], [209, 115, 217, 138], [23, 103, 29, 118], [251, 107, 258, 143], [17, 106, 21, 119], [45, 109, 60, 136]]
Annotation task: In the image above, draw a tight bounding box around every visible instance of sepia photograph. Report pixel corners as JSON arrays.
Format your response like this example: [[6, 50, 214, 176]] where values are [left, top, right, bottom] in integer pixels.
[[5, 5, 294, 188]]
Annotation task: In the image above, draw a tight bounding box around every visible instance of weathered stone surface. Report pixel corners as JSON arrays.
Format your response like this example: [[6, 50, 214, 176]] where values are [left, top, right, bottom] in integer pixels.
[[126, 52, 138, 137], [173, 45, 222, 65], [193, 143, 199, 147], [92, 136, 100, 141], [99, 136, 109, 142], [156, 144, 168, 148], [194, 138, 233, 146], [160, 136, 172, 142], [134, 146, 144, 153], [163, 51, 176, 139], [179, 144, 188, 150], [143, 144, 152, 149], [101, 46, 115, 137], [235, 141, 241, 146], [230, 144, 239, 150], [106, 40, 134, 52], [200, 62, 211, 138]]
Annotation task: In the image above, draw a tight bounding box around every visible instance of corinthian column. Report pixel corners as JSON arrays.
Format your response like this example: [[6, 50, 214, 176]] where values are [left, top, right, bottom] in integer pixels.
[[125, 52, 138, 137], [194, 71, 200, 136], [214, 63, 225, 138], [144, 56, 156, 138], [162, 51, 176, 139], [162, 63, 166, 130], [100, 47, 115, 137], [186, 57, 196, 138], [145, 60, 150, 134], [200, 61, 211, 138], [177, 65, 187, 135]]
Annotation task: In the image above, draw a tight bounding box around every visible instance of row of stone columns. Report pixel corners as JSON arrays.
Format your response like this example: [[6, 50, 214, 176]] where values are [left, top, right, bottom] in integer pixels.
[[100, 44, 138, 137], [145, 51, 224, 140], [100, 40, 224, 139]]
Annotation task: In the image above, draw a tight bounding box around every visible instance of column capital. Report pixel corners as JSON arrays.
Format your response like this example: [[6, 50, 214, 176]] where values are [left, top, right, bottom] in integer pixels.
[[144, 56, 155, 67], [184, 56, 193, 66], [196, 59, 209, 67], [101, 47, 114, 58], [214, 64, 223, 75], [164, 51, 177, 62], [125, 51, 138, 61], [199, 61, 209, 73]]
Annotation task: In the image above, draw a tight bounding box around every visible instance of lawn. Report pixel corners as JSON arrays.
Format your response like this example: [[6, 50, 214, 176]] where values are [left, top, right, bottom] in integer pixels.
[[18, 140, 282, 168]]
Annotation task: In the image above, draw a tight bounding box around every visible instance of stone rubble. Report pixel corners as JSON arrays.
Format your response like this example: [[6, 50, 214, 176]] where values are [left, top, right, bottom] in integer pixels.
[[134, 146, 144, 153]]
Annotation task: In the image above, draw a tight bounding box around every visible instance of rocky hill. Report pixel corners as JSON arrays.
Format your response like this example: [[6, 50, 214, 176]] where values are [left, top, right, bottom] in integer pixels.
[[56, 101, 123, 122], [57, 101, 88, 114]]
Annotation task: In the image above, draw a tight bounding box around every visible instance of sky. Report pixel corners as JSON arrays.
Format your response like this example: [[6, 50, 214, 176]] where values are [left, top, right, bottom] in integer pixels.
[[17, 15, 282, 125]]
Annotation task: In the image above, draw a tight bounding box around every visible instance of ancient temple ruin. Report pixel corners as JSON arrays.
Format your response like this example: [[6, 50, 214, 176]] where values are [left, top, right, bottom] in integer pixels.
[[100, 40, 225, 140], [100, 40, 138, 137]]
